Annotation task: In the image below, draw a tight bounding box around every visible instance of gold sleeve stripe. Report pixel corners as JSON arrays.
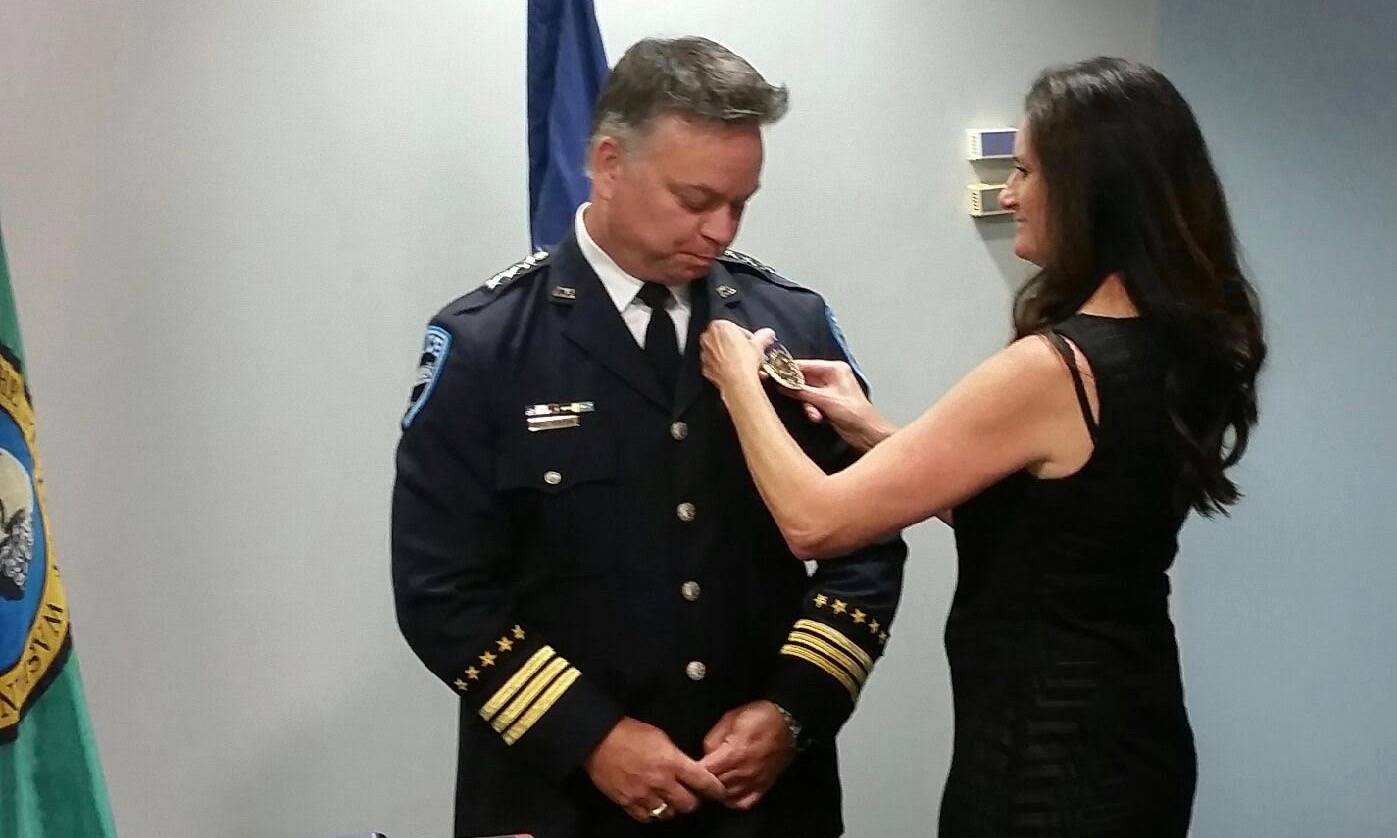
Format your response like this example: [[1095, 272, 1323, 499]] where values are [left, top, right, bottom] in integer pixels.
[[490, 656, 571, 733], [503, 666, 581, 745], [794, 618, 874, 670], [788, 630, 869, 686], [780, 643, 859, 699], [479, 646, 556, 721]]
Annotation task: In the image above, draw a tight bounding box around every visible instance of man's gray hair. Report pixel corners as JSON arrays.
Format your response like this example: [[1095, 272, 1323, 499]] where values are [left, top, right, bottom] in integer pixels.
[[590, 37, 789, 152]]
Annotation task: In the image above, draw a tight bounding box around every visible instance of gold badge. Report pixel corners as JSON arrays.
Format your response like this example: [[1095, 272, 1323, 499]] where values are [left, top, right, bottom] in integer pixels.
[[760, 341, 806, 390]]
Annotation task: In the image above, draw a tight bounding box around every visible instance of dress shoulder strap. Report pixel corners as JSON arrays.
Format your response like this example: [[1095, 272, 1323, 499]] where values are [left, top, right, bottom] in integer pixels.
[[1045, 329, 1099, 443]]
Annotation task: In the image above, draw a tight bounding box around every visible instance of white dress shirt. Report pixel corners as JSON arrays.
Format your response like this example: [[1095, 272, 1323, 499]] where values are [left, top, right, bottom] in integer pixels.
[[574, 203, 692, 353]]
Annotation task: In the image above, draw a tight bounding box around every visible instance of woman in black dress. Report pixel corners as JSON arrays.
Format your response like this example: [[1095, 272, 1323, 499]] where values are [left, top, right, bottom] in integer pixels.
[[698, 57, 1265, 837]]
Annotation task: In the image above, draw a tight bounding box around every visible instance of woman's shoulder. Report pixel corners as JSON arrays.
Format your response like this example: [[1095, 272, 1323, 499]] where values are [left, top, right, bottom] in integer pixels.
[[937, 335, 1089, 428], [995, 333, 1091, 390]]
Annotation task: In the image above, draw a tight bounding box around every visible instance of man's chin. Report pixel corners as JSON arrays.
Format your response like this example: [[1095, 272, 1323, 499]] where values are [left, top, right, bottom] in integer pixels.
[[671, 256, 714, 281]]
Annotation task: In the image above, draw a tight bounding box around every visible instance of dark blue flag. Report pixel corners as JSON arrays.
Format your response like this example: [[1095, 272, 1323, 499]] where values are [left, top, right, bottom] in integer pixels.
[[527, 0, 608, 250]]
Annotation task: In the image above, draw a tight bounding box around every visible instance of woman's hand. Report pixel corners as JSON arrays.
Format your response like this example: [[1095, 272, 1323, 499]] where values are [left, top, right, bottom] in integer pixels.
[[791, 360, 896, 452], [700, 320, 775, 396]]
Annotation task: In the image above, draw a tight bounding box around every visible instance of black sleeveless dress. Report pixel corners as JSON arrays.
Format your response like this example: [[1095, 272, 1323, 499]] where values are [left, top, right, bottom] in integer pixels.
[[938, 314, 1197, 837]]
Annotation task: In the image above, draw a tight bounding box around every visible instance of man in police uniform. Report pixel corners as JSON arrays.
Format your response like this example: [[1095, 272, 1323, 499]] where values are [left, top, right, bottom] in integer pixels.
[[392, 37, 906, 837]]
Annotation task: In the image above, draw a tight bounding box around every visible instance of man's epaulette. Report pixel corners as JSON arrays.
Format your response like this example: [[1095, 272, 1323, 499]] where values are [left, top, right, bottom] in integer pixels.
[[486, 249, 551, 291], [719, 249, 810, 293], [459, 249, 552, 311]]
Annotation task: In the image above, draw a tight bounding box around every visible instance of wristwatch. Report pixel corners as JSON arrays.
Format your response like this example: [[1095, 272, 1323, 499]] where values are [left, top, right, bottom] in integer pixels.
[[772, 702, 810, 753]]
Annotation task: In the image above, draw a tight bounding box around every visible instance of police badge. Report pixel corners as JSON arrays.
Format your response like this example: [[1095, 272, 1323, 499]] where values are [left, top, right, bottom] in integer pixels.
[[761, 340, 806, 390]]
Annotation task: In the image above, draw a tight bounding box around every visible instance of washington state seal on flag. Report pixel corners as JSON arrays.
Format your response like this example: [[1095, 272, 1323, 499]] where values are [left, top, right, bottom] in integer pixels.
[[0, 226, 115, 836], [0, 347, 68, 741]]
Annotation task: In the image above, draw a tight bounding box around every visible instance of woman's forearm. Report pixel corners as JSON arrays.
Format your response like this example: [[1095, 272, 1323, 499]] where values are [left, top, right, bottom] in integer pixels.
[[850, 414, 899, 452]]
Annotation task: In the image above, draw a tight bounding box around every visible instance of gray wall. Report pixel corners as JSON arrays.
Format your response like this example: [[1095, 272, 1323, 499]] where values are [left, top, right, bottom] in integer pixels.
[[32, 3, 1375, 837], [1159, 2, 1397, 835]]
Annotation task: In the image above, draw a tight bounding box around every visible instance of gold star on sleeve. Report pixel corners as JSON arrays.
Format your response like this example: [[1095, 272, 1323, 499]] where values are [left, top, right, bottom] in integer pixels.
[[868, 619, 880, 634], [479, 651, 498, 667], [453, 679, 469, 691], [814, 594, 829, 608], [496, 637, 514, 652], [465, 666, 481, 680], [832, 599, 847, 614], [852, 609, 866, 624], [512, 625, 526, 639]]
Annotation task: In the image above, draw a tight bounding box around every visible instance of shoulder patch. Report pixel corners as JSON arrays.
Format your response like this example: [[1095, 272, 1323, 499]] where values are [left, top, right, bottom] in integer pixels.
[[402, 325, 451, 429], [720, 249, 807, 291], [485, 249, 551, 291]]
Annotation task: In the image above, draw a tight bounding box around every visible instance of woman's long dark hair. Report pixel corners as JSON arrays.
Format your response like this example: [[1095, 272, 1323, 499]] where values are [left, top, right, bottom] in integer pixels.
[[1013, 57, 1265, 516]]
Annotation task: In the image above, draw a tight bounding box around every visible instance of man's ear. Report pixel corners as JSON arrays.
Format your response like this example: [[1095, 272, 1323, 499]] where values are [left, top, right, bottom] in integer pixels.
[[590, 135, 625, 202]]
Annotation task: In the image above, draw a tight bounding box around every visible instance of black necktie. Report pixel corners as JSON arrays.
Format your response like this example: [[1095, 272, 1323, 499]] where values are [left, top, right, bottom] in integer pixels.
[[637, 282, 680, 396]]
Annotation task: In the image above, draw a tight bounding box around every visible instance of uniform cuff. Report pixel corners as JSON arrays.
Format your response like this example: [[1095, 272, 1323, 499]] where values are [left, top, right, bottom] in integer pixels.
[[449, 626, 625, 783], [761, 594, 891, 742]]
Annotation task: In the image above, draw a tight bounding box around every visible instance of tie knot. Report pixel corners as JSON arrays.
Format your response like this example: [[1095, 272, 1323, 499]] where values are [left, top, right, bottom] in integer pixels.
[[636, 282, 671, 311]]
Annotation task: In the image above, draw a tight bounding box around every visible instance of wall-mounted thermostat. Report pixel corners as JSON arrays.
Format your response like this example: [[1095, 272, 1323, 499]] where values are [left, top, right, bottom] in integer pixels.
[[967, 183, 1009, 218], [966, 127, 1017, 160]]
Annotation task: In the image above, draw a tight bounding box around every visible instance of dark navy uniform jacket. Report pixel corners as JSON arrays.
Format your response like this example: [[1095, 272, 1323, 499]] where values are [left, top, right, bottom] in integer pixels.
[[392, 232, 907, 838]]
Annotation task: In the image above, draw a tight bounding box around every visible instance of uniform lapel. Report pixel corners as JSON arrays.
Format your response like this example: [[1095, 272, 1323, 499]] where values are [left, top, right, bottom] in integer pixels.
[[674, 260, 754, 418], [551, 235, 671, 412], [672, 276, 709, 419]]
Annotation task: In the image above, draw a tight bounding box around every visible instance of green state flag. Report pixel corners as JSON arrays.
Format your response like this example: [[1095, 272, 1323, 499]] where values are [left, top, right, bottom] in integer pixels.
[[0, 226, 116, 836]]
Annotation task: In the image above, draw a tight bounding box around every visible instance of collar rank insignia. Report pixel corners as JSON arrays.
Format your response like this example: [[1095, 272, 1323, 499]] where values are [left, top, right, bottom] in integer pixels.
[[486, 249, 549, 291], [722, 249, 775, 275]]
